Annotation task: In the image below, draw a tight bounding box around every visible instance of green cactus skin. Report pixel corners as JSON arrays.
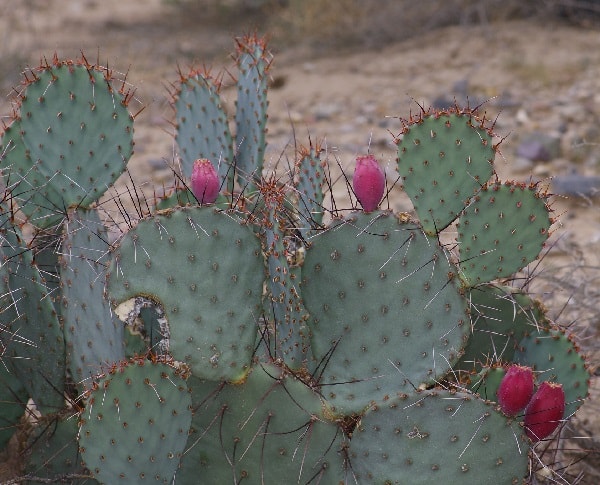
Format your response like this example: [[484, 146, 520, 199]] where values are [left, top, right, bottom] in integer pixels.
[[60, 208, 125, 389], [15, 56, 133, 221], [0, 212, 65, 412], [295, 143, 327, 237], [234, 34, 270, 189], [457, 181, 552, 287], [106, 206, 264, 382], [455, 284, 551, 377], [26, 415, 96, 484], [0, 121, 67, 228], [178, 363, 345, 483], [0, 364, 28, 451], [302, 210, 470, 415], [468, 365, 507, 403], [349, 389, 528, 484], [78, 357, 192, 484], [396, 109, 496, 236], [173, 68, 234, 191], [514, 328, 590, 419]]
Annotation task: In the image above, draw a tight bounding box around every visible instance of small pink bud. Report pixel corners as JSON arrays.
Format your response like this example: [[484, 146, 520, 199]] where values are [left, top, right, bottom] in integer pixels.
[[191, 159, 220, 205], [353, 155, 385, 212], [524, 381, 565, 442], [496, 364, 535, 416]]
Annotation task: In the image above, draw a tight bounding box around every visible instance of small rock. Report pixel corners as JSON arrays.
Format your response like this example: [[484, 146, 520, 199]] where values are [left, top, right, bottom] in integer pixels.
[[148, 158, 169, 170], [516, 109, 530, 125], [552, 173, 600, 197], [516, 133, 561, 162], [313, 102, 342, 121]]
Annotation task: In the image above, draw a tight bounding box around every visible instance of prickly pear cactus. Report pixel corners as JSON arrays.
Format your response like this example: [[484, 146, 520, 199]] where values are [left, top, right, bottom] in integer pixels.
[[0, 36, 591, 485]]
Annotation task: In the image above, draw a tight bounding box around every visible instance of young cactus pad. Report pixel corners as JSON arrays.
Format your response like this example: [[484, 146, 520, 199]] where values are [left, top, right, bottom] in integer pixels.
[[60, 208, 125, 389], [173, 68, 234, 188], [234, 35, 270, 188], [457, 181, 552, 286], [396, 109, 496, 236]]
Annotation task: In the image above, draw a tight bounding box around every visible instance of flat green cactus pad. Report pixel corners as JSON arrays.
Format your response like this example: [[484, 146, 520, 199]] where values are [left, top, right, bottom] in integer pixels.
[[397, 111, 495, 236], [349, 389, 528, 484], [60, 208, 125, 389], [174, 71, 234, 189], [514, 328, 590, 418], [234, 35, 270, 188], [457, 181, 551, 286], [17, 59, 133, 217], [106, 206, 264, 382], [179, 364, 345, 483], [78, 358, 192, 483], [302, 210, 469, 415], [455, 285, 551, 376], [0, 213, 65, 412]]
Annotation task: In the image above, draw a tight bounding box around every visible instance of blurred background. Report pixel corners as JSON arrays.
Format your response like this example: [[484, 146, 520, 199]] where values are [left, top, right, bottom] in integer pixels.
[[0, 0, 599, 482]]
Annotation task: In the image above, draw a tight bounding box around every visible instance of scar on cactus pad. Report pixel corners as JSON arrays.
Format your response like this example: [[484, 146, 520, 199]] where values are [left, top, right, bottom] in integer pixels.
[[353, 154, 385, 212]]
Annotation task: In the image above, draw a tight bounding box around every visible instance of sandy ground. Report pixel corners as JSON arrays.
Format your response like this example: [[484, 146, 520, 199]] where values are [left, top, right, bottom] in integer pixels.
[[0, 0, 599, 481]]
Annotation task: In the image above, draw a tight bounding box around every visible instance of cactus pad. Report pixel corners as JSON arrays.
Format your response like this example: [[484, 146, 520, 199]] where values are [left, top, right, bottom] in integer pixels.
[[16, 57, 133, 216], [78, 357, 192, 483], [349, 389, 528, 484], [60, 208, 125, 388], [396, 110, 495, 235], [302, 210, 469, 415], [106, 206, 264, 381], [295, 143, 326, 236], [514, 328, 590, 418], [174, 69, 234, 189], [179, 363, 345, 483], [234, 35, 270, 188], [0, 213, 65, 412], [457, 181, 551, 286], [456, 285, 550, 376]]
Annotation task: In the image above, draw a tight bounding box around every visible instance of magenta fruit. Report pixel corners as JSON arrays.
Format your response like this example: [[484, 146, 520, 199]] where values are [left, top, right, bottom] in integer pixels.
[[191, 158, 220, 204], [524, 381, 565, 442], [496, 364, 535, 416], [353, 154, 385, 212]]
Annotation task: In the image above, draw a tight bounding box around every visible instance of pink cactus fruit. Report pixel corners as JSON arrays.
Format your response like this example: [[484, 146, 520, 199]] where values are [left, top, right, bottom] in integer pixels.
[[524, 381, 566, 442], [496, 364, 535, 416], [191, 158, 220, 204], [353, 154, 385, 212]]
